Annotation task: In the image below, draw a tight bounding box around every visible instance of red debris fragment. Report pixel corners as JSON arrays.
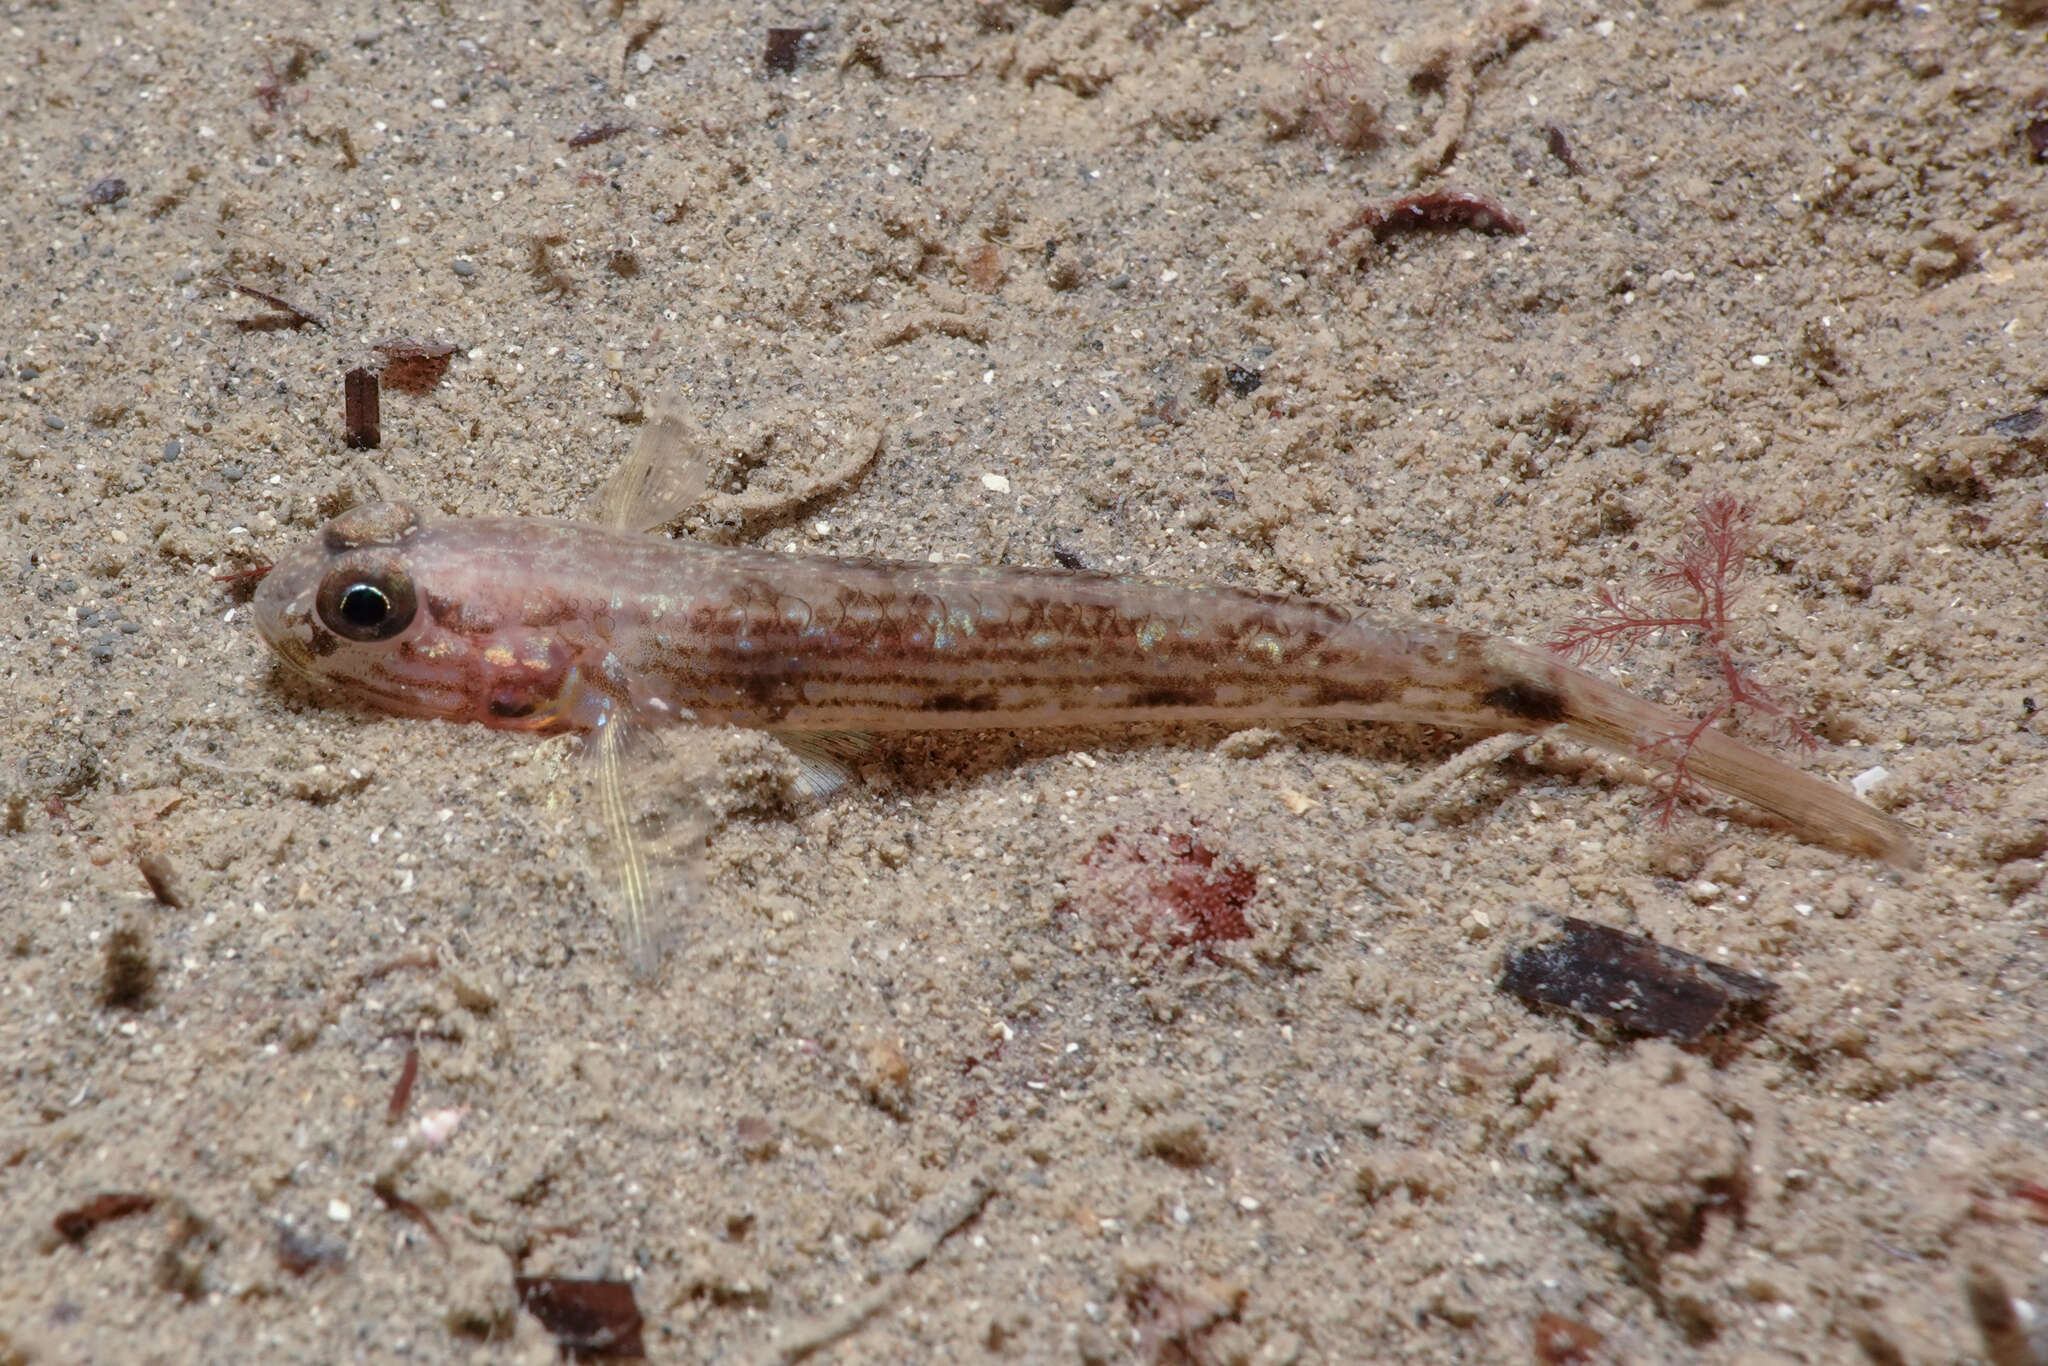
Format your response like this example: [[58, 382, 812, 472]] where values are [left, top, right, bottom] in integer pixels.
[[763, 27, 814, 74], [1543, 122, 1582, 175], [224, 278, 324, 330], [387, 1045, 419, 1124], [2013, 1180, 2048, 1222], [1332, 189, 1527, 246], [372, 337, 458, 395], [53, 1192, 157, 1244], [516, 1277, 646, 1360], [567, 122, 631, 149], [371, 1177, 446, 1251], [344, 367, 381, 448], [1532, 1311, 1604, 1364], [212, 561, 273, 604]]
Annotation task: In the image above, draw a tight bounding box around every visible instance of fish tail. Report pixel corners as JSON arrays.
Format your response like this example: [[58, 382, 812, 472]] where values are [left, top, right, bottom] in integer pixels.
[[1476, 638, 1921, 869]]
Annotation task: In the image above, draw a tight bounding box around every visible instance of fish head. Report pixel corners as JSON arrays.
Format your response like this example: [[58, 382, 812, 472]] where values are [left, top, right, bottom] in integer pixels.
[[253, 502, 588, 730]]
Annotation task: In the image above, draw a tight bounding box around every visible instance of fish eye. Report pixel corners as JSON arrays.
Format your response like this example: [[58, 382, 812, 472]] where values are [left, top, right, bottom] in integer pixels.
[[315, 561, 417, 642]]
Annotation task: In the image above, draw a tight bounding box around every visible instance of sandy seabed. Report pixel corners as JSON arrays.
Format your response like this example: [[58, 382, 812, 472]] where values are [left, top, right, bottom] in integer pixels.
[[4, 2, 2047, 1362]]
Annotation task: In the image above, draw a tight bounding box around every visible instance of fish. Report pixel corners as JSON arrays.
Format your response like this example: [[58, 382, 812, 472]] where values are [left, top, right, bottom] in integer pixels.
[[253, 415, 1921, 970]]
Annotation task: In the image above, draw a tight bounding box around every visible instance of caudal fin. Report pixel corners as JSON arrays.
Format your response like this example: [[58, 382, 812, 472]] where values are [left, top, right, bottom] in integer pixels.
[[1485, 639, 1921, 869]]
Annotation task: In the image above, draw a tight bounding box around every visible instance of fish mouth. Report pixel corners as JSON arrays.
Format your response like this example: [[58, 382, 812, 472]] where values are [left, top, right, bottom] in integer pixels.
[[266, 632, 318, 681]]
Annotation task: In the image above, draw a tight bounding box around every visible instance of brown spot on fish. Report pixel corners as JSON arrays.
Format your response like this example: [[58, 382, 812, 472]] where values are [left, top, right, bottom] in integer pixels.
[[426, 592, 502, 635], [1482, 680, 1567, 724], [732, 654, 801, 720], [1128, 684, 1217, 710], [929, 690, 998, 712], [1309, 678, 1392, 709]]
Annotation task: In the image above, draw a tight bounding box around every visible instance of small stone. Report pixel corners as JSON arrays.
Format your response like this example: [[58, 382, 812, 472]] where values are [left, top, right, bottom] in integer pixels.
[[450, 258, 476, 277], [44, 413, 65, 430], [980, 472, 1011, 494], [1253, 1329, 1305, 1365], [326, 1198, 351, 1223]]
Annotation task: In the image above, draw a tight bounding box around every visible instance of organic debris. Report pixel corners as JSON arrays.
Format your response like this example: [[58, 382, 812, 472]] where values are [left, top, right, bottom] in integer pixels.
[[1064, 823, 1258, 960], [1498, 912, 1777, 1042], [54, 1193, 157, 1245], [373, 337, 458, 395], [515, 1277, 646, 1360], [344, 367, 380, 449]]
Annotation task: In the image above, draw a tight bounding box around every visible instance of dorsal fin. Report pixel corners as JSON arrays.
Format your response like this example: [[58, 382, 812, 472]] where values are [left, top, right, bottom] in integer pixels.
[[582, 408, 713, 534]]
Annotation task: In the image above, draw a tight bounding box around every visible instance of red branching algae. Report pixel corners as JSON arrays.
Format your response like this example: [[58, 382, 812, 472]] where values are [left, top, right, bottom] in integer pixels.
[[1550, 494, 1816, 826]]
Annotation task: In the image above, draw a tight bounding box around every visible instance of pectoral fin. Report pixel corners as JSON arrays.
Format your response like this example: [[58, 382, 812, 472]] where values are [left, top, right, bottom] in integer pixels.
[[580, 705, 707, 979]]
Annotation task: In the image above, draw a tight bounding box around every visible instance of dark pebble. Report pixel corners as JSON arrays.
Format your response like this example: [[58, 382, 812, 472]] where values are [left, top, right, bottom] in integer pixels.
[[19, 365, 42, 380], [451, 259, 476, 277], [44, 414, 65, 431], [221, 465, 246, 481], [1989, 407, 2044, 439], [160, 439, 181, 462]]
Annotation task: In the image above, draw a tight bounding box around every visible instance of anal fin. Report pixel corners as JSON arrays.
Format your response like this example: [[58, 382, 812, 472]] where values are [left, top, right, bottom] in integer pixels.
[[774, 730, 875, 800]]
